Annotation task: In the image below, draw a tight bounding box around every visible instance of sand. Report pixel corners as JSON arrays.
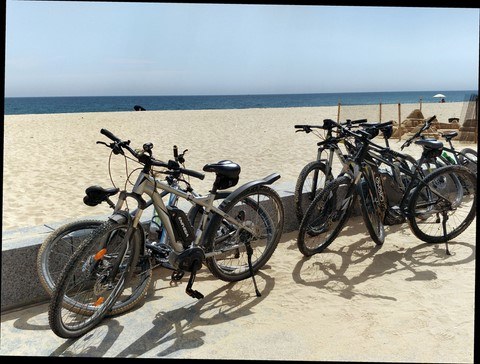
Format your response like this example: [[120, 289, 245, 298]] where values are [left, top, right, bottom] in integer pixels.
[[2, 101, 474, 231], [1, 101, 476, 361]]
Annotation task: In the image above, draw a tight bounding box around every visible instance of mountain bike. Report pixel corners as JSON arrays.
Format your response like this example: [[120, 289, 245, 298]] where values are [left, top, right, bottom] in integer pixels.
[[48, 128, 284, 338], [297, 119, 476, 257], [294, 119, 417, 225], [37, 146, 229, 316], [401, 115, 477, 175], [293, 119, 366, 224]]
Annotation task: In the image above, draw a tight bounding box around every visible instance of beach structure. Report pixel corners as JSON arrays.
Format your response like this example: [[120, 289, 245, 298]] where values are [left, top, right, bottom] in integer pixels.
[[458, 94, 478, 142]]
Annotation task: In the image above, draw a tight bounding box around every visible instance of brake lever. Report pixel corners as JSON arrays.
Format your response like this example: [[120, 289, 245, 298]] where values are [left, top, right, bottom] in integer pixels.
[[178, 149, 188, 164], [96, 140, 123, 155]]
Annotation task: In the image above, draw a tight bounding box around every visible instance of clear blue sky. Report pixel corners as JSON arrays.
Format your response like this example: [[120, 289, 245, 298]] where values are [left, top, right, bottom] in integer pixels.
[[4, 1, 479, 97]]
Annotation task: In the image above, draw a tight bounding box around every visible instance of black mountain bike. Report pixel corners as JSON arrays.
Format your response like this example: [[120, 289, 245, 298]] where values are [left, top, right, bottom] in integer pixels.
[[294, 119, 417, 225], [401, 115, 477, 175], [297, 119, 476, 257]]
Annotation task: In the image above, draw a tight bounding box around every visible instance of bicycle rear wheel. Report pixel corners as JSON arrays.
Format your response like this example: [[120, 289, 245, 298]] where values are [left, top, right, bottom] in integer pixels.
[[458, 148, 477, 175], [297, 175, 355, 256], [357, 177, 385, 245], [37, 220, 103, 296], [204, 185, 284, 281], [48, 220, 141, 338], [407, 165, 476, 243], [294, 161, 329, 224]]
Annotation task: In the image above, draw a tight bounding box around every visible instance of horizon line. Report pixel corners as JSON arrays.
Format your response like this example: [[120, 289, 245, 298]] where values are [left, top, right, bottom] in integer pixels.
[[5, 89, 478, 98]]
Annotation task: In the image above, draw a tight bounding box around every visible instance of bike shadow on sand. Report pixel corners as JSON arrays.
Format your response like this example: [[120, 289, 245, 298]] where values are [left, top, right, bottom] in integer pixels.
[[10, 245, 278, 357], [114, 269, 275, 358], [35, 265, 275, 357], [290, 215, 476, 301]]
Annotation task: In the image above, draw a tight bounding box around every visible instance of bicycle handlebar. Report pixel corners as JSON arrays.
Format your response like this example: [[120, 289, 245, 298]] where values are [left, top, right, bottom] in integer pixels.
[[400, 115, 436, 150], [361, 120, 393, 129], [294, 118, 367, 132], [100, 128, 121, 142], [99, 128, 205, 180]]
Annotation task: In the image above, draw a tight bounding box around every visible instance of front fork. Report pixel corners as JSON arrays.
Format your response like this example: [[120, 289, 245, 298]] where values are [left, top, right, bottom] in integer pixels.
[[101, 191, 145, 285]]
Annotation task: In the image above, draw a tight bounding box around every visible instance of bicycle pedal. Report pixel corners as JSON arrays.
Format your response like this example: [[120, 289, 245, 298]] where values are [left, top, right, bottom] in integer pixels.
[[186, 288, 204, 300]]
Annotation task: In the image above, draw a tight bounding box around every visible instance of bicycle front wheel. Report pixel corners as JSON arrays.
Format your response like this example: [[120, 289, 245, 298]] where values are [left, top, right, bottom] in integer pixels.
[[39, 219, 152, 316], [407, 165, 477, 243], [48, 219, 141, 338], [297, 175, 355, 256], [294, 161, 329, 224], [204, 185, 284, 282], [357, 177, 385, 245]]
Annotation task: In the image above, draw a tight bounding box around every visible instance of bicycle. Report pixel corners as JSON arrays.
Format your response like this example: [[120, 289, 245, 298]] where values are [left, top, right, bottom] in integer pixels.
[[37, 146, 229, 316], [293, 119, 366, 224], [297, 118, 476, 257], [48, 128, 285, 338], [294, 119, 417, 225], [401, 115, 477, 175]]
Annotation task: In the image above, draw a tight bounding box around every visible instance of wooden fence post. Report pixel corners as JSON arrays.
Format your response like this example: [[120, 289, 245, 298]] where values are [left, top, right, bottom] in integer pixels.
[[419, 97, 422, 111], [379, 102, 382, 122], [337, 102, 341, 122], [398, 103, 402, 141]]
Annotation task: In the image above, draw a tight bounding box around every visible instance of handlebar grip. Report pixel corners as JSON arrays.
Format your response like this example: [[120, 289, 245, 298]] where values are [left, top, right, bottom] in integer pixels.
[[180, 168, 205, 180], [173, 145, 179, 158], [426, 115, 436, 123], [100, 128, 121, 142], [294, 125, 307, 128]]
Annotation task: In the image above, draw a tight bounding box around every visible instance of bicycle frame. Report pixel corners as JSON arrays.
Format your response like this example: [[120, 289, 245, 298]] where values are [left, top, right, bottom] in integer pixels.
[[112, 170, 257, 255], [343, 138, 455, 217]]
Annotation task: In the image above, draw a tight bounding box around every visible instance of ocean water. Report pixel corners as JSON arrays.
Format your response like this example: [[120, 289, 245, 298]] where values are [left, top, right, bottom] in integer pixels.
[[4, 90, 476, 115]]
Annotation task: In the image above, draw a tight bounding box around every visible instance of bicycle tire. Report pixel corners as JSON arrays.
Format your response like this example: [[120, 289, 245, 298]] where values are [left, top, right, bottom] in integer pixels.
[[294, 161, 329, 224], [297, 175, 355, 256], [37, 220, 103, 296], [357, 177, 385, 245], [458, 148, 477, 175], [48, 219, 141, 338], [204, 185, 284, 281], [38, 219, 152, 316], [407, 165, 477, 244]]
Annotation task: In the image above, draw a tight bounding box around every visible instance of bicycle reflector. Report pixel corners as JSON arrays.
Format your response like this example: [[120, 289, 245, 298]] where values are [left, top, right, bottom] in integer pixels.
[[94, 248, 107, 261]]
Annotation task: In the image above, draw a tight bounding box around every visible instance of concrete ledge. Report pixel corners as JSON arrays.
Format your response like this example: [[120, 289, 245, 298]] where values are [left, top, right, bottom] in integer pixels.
[[1, 182, 305, 312]]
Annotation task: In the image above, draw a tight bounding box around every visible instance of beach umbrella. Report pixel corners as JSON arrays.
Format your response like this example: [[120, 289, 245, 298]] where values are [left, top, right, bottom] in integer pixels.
[[433, 93, 446, 98]]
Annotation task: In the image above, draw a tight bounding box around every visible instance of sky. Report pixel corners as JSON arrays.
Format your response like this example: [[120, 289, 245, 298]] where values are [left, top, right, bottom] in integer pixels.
[[4, 1, 480, 97]]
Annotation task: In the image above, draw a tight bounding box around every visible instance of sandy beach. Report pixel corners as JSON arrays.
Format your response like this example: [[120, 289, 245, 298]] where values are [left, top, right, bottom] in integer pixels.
[[2, 102, 476, 361], [2, 101, 474, 231]]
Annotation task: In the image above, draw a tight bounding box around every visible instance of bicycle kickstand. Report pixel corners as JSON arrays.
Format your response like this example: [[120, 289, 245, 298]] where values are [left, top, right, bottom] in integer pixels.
[[441, 211, 451, 255], [246, 242, 262, 297], [185, 259, 204, 300]]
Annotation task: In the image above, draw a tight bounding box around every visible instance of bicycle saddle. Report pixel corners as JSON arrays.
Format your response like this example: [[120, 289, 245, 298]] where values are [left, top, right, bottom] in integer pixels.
[[415, 139, 443, 149], [203, 160, 241, 178], [439, 131, 458, 141], [83, 185, 119, 206]]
